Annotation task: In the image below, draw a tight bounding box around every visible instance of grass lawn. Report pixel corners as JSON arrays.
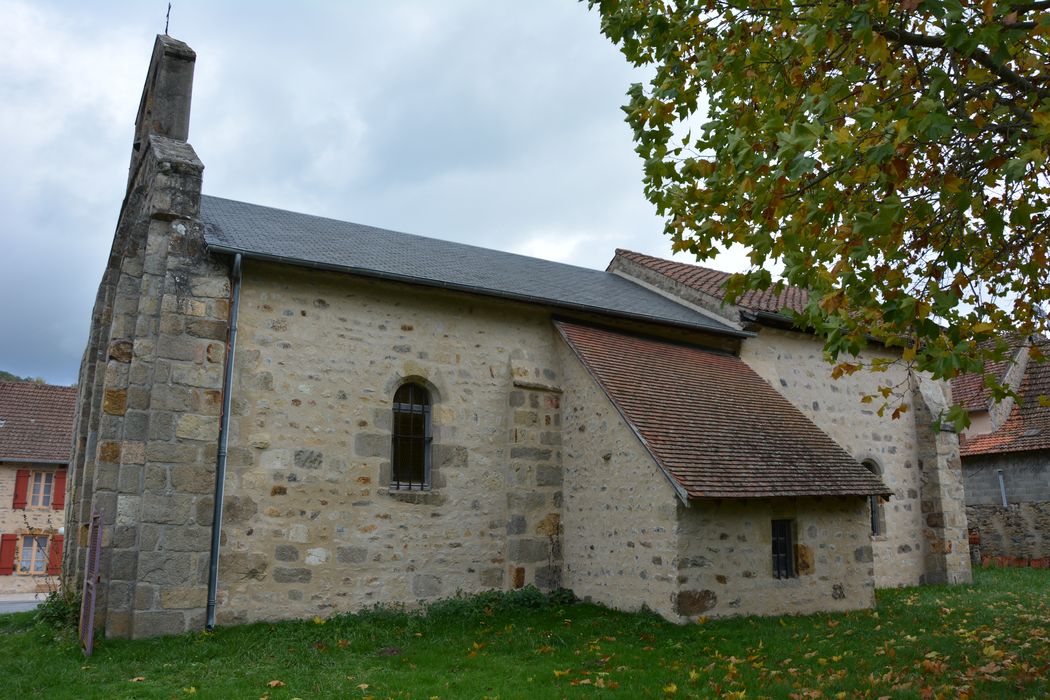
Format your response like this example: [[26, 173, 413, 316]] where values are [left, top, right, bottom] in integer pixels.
[[2, 567, 1047, 699]]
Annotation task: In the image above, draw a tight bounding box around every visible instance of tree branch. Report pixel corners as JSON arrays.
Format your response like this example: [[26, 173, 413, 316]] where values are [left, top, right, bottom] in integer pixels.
[[874, 24, 1044, 98]]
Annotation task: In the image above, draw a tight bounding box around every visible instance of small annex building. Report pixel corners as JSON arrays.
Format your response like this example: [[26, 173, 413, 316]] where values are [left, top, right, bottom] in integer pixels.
[[954, 337, 1050, 565], [0, 382, 75, 591], [64, 35, 970, 639]]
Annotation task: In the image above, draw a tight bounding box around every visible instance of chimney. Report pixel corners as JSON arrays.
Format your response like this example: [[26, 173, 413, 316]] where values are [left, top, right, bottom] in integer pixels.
[[129, 35, 196, 186]]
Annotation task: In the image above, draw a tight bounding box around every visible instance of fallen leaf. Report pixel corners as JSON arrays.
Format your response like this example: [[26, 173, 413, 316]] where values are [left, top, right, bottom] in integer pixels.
[[129, 677, 146, 683], [267, 680, 286, 688], [553, 669, 571, 678]]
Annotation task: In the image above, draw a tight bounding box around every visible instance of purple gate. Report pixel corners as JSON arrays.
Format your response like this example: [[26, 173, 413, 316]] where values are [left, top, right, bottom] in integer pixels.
[[79, 510, 102, 656]]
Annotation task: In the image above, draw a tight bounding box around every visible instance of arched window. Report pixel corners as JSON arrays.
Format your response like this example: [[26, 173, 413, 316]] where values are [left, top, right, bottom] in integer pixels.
[[863, 460, 886, 536], [391, 383, 432, 489]]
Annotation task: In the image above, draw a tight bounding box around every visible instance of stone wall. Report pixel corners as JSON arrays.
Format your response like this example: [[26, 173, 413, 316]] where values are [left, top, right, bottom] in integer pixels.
[[557, 341, 681, 619], [739, 328, 930, 588], [214, 263, 566, 624], [967, 503, 1050, 561], [964, 451, 1050, 560], [676, 497, 875, 619], [0, 464, 64, 594], [963, 452, 1050, 505]]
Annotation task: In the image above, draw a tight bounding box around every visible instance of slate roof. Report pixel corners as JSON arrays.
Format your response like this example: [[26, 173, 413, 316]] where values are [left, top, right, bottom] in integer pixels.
[[556, 321, 889, 499], [961, 339, 1050, 457], [199, 196, 744, 337], [0, 382, 76, 464], [614, 249, 809, 316]]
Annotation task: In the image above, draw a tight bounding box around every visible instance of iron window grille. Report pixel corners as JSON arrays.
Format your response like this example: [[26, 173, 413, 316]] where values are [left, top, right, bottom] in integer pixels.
[[869, 495, 884, 536], [772, 519, 796, 579], [863, 461, 886, 537], [391, 383, 432, 490]]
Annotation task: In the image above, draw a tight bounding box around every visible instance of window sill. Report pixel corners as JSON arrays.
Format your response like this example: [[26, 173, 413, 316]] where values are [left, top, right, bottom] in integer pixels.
[[382, 488, 445, 506]]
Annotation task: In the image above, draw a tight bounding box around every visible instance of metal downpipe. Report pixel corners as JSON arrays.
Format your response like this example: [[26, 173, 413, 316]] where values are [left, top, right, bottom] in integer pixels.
[[206, 253, 242, 630]]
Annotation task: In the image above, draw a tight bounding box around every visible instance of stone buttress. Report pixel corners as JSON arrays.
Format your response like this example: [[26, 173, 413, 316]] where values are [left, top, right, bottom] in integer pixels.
[[65, 35, 232, 638]]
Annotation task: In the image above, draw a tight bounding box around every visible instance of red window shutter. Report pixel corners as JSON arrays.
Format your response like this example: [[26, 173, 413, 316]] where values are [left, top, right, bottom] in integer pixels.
[[47, 535, 63, 576], [0, 534, 16, 575], [12, 470, 30, 509], [52, 470, 67, 510]]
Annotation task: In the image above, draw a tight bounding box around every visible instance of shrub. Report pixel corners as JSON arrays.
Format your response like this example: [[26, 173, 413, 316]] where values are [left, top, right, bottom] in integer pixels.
[[35, 588, 81, 630]]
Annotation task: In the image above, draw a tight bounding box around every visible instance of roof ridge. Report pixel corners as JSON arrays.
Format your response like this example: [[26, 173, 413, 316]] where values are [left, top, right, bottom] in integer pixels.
[[202, 194, 619, 278]]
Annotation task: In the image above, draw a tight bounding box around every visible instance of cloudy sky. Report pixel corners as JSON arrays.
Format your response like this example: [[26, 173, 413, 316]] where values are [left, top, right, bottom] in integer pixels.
[[1, 0, 747, 386]]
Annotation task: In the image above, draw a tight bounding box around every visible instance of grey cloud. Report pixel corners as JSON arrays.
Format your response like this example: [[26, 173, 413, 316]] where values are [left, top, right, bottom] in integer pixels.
[[0, 0, 704, 385]]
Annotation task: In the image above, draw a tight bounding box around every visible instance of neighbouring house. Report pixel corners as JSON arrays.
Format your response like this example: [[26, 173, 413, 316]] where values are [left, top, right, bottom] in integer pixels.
[[63, 35, 970, 639], [954, 336, 1050, 565], [0, 382, 76, 592]]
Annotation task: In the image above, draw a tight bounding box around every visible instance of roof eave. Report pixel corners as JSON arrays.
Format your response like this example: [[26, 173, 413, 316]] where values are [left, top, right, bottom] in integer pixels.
[[687, 485, 892, 499], [0, 456, 70, 465]]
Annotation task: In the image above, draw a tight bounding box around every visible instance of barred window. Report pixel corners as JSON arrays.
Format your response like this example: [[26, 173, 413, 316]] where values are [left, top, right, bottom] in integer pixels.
[[864, 460, 886, 537], [772, 519, 797, 579], [391, 383, 432, 490]]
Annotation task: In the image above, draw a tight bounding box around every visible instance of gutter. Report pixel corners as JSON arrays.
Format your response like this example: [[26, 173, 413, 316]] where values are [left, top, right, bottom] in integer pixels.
[[204, 242, 752, 340], [0, 457, 71, 465], [206, 253, 242, 631]]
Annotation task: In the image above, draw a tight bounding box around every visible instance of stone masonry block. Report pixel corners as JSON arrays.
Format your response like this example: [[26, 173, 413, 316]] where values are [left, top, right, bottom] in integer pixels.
[[138, 551, 194, 585], [162, 526, 211, 551], [510, 447, 551, 461], [170, 464, 215, 494], [186, 319, 228, 340], [412, 574, 441, 598], [435, 444, 467, 469], [131, 611, 189, 638], [275, 545, 299, 562], [336, 546, 368, 564], [171, 364, 223, 389], [108, 340, 134, 363], [294, 449, 323, 470], [161, 586, 207, 610], [509, 538, 549, 563], [123, 440, 149, 468], [176, 414, 220, 441], [190, 277, 230, 298], [355, 434, 389, 458], [272, 567, 312, 583], [157, 333, 203, 362], [536, 465, 563, 487], [146, 441, 199, 463], [141, 493, 195, 525], [102, 388, 127, 415]]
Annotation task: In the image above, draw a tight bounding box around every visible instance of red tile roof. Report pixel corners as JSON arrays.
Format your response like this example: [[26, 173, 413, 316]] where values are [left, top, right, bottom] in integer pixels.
[[961, 340, 1050, 457], [614, 249, 809, 315], [556, 321, 888, 499], [950, 336, 1028, 412], [0, 382, 76, 464]]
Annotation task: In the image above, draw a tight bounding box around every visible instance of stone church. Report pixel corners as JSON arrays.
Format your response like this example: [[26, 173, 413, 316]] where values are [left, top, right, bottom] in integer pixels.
[[64, 35, 970, 639]]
